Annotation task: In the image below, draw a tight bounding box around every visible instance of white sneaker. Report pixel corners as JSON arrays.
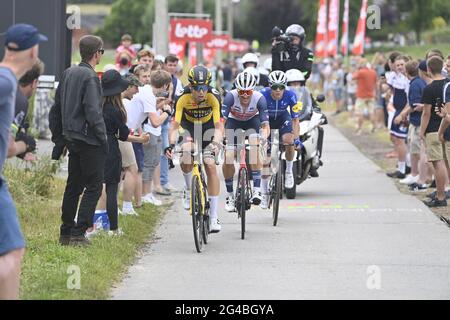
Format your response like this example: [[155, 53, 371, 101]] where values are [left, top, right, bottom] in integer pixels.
[[122, 208, 139, 216], [285, 172, 295, 188], [149, 193, 162, 206], [400, 174, 419, 185], [162, 183, 178, 193], [142, 193, 162, 206], [108, 228, 124, 237], [225, 195, 236, 212], [85, 228, 102, 239], [183, 188, 191, 211], [210, 218, 221, 233], [260, 193, 269, 210], [251, 188, 262, 205]]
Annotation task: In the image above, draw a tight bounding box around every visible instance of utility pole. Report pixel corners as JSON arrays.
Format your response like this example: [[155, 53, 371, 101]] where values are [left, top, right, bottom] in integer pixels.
[[227, 0, 233, 40], [195, 0, 203, 64], [215, 0, 223, 63], [154, 0, 168, 56]]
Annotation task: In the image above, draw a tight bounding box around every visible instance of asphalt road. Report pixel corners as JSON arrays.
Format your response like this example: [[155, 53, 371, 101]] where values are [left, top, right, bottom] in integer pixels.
[[106, 124, 450, 299]]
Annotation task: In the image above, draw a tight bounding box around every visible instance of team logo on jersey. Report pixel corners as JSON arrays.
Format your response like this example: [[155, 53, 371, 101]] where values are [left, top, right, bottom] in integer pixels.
[[185, 107, 212, 119]]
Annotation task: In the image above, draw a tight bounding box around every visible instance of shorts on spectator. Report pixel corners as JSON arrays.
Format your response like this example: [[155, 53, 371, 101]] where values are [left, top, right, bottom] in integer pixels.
[[333, 88, 344, 101], [425, 132, 448, 162], [390, 110, 408, 139], [132, 142, 144, 173], [142, 133, 162, 182], [408, 124, 421, 155], [0, 180, 25, 256], [354, 98, 375, 114], [119, 141, 137, 168]]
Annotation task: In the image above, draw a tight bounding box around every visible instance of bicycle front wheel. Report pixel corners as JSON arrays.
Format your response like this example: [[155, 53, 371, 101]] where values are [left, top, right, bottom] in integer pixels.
[[191, 175, 204, 253], [272, 163, 282, 226], [238, 167, 248, 239]]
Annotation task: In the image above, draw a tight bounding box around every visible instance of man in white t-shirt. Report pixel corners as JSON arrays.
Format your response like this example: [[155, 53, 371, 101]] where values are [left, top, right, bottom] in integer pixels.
[[141, 70, 173, 206]]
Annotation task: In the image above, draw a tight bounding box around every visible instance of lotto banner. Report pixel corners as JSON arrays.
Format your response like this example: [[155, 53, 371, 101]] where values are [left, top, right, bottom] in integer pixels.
[[352, 0, 368, 56], [327, 0, 340, 57], [314, 0, 328, 58], [340, 0, 349, 56], [189, 43, 216, 66], [170, 18, 213, 43], [205, 34, 231, 51]]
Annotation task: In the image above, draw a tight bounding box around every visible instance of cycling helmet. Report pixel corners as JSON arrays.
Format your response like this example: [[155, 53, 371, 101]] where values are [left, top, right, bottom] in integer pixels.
[[286, 69, 305, 83], [241, 53, 259, 67], [244, 66, 260, 85], [235, 71, 257, 91], [286, 24, 306, 43], [188, 65, 212, 86], [268, 70, 287, 86]]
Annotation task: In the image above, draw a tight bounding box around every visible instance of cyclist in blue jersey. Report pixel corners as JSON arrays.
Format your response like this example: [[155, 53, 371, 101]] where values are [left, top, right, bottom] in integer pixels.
[[259, 70, 302, 209], [222, 71, 270, 212]]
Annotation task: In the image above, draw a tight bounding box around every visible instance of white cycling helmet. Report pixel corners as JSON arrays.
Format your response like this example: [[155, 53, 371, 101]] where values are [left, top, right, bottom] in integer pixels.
[[268, 70, 287, 86], [241, 53, 259, 67], [244, 66, 260, 85], [286, 69, 305, 83], [235, 71, 257, 91]]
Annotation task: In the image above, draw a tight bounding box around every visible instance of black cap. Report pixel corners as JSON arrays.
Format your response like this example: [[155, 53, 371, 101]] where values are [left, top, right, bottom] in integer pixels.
[[4, 23, 47, 51], [101, 70, 130, 97], [418, 60, 427, 72]]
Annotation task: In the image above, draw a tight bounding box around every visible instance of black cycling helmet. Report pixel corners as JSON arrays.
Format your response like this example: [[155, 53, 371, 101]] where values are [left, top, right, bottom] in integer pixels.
[[188, 65, 212, 86]]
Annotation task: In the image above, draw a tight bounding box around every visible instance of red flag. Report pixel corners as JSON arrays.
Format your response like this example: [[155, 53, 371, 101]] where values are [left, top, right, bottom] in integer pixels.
[[340, 0, 349, 55], [314, 0, 328, 58], [327, 0, 340, 57], [352, 0, 368, 56]]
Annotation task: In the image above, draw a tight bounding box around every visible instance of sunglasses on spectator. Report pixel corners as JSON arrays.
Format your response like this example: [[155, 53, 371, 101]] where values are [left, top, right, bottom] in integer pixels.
[[238, 89, 253, 96], [271, 84, 285, 91], [97, 48, 105, 55], [192, 84, 209, 92]]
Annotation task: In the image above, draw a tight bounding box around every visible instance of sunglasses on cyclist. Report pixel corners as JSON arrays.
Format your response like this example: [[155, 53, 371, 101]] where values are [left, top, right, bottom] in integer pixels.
[[192, 84, 209, 92], [238, 89, 253, 96], [271, 84, 286, 91]]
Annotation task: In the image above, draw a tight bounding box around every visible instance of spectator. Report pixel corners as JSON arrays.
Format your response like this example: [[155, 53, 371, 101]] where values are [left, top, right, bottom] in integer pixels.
[[99, 70, 149, 235], [49, 35, 108, 246], [352, 58, 378, 135], [331, 60, 345, 115], [115, 34, 136, 69], [119, 75, 144, 215], [129, 49, 155, 74], [386, 55, 410, 179], [0, 23, 46, 299], [395, 60, 427, 189], [420, 56, 448, 207], [141, 70, 173, 206], [151, 59, 164, 71], [14, 59, 44, 132], [116, 51, 133, 76], [129, 64, 152, 208], [222, 59, 233, 91], [345, 64, 357, 113]]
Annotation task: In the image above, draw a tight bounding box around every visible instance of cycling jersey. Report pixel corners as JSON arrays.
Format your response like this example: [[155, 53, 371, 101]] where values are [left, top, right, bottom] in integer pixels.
[[174, 88, 222, 125], [221, 90, 269, 123], [260, 87, 301, 120]]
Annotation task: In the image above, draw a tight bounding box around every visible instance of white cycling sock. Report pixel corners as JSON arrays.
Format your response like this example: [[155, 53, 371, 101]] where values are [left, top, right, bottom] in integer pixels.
[[261, 178, 269, 194], [183, 171, 192, 190], [209, 196, 219, 220], [286, 160, 294, 174]]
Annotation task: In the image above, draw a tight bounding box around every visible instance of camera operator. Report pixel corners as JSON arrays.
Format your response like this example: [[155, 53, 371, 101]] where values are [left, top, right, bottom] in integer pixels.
[[271, 24, 314, 81]]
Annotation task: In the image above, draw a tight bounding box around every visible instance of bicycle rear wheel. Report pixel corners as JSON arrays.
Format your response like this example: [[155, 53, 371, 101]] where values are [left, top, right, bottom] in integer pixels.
[[238, 167, 248, 239], [191, 175, 203, 253], [272, 162, 282, 226]]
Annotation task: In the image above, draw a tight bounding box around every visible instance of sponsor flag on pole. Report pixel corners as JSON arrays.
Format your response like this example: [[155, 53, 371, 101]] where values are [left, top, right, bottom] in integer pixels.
[[340, 0, 349, 56], [327, 0, 340, 57], [314, 0, 328, 58], [352, 0, 368, 56]]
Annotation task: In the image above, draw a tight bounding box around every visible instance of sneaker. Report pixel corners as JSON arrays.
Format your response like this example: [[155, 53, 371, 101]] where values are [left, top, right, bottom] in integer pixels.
[[251, 189, 262, 205], [426, 190, 437, 199], [210, 219, 221, 233], [108, 229, 124, 237], [285, 172, 295, 188], [122, 208, 139, 216], [142, 194, 162, 206], [386, 170, 406, 179], [400, 174, 419, 185], [59, 235, 71, 246], [260, 193, 269, 210], [162, 183, 178, 193], [225, 195, 236, 212], [85, 227, 102, 239], [183, 188, 191, 211], [310, 168, 319, 178], [423, 198, 447, 207], [69, 235, 91, 247], [409, 183, 429, 193], [154, 185, 171, 196]]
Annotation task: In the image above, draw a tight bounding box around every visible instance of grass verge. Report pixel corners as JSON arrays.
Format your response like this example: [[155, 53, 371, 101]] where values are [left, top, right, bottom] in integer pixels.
[[3, 157, 167, 300], [327, 109, 449, 220]]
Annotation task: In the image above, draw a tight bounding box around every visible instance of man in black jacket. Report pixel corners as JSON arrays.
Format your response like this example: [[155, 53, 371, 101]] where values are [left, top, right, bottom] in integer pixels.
[[49, 35, 107, 246], [271, 24, 314, 81]]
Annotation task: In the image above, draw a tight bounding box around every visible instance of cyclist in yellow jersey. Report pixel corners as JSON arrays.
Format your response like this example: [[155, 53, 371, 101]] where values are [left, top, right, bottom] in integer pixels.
[[166, 65, 223, 233]]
